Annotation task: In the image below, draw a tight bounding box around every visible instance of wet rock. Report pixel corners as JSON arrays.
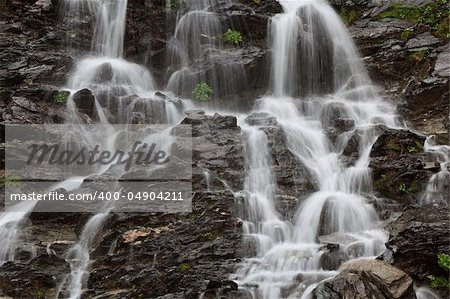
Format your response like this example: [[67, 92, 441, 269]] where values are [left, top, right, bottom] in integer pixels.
[[86, 191, 242, 298], [319, 243, 349, 271], [368, 127, 439, 204], [314, 259, 416, 299], [404, 32, 442, 52], [72, 88, 98, 121], [382, 205, 450, 281], [370, 127, 426, 158], [0, 261, 56, 298], [29, 254, 70, 283]]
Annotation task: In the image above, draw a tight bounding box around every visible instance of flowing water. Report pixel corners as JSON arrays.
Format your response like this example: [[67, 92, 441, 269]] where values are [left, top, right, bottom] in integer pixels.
[[55, 0, 186, 297], [1, 0, 447, 298], [166, 0, 247, 100], [232, 0, 420, 297], [420, 141, 450, 206]]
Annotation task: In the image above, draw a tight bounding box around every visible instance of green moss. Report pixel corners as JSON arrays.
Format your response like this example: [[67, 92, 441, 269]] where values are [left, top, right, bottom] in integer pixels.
[[409, 51, 428, 63], [400, 29, 414, 41], [179, 263, 191, 271], [386, 139, 402, 153], [435, 16, 450, 39], [428, 253, 450, 289], [201, 231, 217, 241], [31, 289, 46, 299], [340, 5, 359, 25], [0, 174, 22, 188], [54, 91, 69, 104], [414, 139, 424, 152], [378, 3, 421, 21], [398, 183, 419, 194], [374, 173, 390, 194], [407, 146, 417, 153], [378, 0, 450, 38], [167, 0, 185, 10]]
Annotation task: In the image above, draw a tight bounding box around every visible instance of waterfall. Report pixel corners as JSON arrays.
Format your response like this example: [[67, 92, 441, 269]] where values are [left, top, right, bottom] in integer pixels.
[[165, 0, 247, 101], [233, 0, 403, 297], [55, 1, 186, 298], [420, 141, 450, 206], [270, 0, 375, 99]]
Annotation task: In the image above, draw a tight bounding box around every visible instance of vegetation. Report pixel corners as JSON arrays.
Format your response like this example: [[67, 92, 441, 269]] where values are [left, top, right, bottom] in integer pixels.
[[54, 91, 69, 104], [167, 0, 185, 10], [0, 174, 22, 188], [400, 29, 414, 41], [201, 231, 217, 241], [407, 146, 417, 153], [398, 182, 419, 194], [428, 253, 450, 289], [409, 51, 428, 63], [340, 5, 359, 25], [192, 82, 213, 101], [223, 29, 243, 45], [378, 0, 450, 39], [179, 263, 191, 271]]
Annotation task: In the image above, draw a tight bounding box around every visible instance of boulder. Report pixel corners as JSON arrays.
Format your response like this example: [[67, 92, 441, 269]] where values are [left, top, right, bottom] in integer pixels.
[[314, 259, 416, 299], [72, 88, 98, 121], [382, 205, 450, 280]]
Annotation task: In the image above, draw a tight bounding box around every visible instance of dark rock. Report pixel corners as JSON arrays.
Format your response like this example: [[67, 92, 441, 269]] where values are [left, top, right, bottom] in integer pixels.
[[369, 127, 437, 204], [72, 88, 98, 121], [314, 259, 416, 299], [382, 205, 450, 281], [0, 261, 56, 298]]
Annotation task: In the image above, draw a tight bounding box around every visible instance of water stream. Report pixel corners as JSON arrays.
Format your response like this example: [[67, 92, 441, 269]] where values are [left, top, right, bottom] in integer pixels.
[[0, 0, 447, 298]]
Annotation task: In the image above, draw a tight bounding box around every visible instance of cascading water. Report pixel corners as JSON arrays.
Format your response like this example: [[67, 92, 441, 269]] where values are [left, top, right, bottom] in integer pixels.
[[420, 141, 450, 206], [166, 0, 247, 101], [232, 0, 412, 297], [55, 1, 187, 298]]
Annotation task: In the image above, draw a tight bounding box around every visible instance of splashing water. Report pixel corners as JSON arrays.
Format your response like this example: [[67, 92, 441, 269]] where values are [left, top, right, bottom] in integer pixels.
[[232, 0, 404, 297], [166, 0, 247, 100]]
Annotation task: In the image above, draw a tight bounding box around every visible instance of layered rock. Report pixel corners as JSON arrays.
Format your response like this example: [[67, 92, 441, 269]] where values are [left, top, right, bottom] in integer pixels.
[[382, 205, 450, 282], [314, 259, 416, 299]]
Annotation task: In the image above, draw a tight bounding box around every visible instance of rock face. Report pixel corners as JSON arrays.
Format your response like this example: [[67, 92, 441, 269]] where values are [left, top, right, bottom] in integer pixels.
[[350, 3, 449, 143], [314, 259, 416, 299], [369, 127, 440, 204], [0, 0, 72, 124], [382, 205, 450, 281]]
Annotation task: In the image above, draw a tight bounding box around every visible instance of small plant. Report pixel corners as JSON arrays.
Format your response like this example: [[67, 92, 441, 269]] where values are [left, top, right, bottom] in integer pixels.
[[378, 1, 449, 39], [192, 82, 213, 101], [400, 29, 414, 41], [223, 29, 243, 45], [54, 91, 69, 104], [378, 4, 421, 21], [409, 51, 428, 63], [340, 5, 359, 25], [0, 174, 22, 188], [167, 0, 185, 10], [201, 231, 217, 241], [179, 263, 191, 271], [428, 253, 450, 289], [386, 140, 402, 153], [398, 183, 416, 194], [407, 146, 417, 153]]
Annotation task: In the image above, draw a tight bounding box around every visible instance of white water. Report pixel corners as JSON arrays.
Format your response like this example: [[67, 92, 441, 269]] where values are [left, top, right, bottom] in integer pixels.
[[420, 141, 450, 206], [166, 0, 246, 99], [0, 202, 36, 264], [233, 0, 404, 297], [56, 1, 187, 298]]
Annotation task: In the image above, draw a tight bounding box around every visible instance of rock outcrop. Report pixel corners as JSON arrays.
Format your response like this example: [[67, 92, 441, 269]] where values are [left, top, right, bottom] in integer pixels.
[[382, 205, 450, 282], [314, 259, 416, 299]]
